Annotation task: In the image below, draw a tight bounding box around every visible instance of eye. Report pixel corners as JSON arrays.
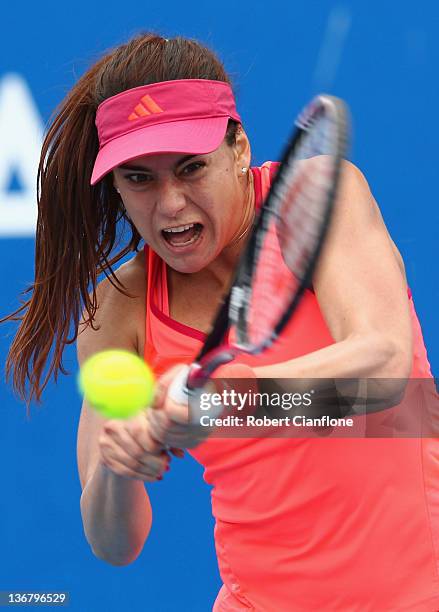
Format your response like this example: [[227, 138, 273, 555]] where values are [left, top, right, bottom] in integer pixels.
[[180, 161, 206, 176], [123, 173, 152, 184]]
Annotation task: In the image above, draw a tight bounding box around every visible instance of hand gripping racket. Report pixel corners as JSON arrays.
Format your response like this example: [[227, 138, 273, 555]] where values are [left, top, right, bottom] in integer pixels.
[[169, 94, 350, 421]]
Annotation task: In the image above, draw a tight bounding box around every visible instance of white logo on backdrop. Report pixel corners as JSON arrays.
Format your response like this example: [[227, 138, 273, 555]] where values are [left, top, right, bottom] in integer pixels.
[[0, 73, 44, 236]]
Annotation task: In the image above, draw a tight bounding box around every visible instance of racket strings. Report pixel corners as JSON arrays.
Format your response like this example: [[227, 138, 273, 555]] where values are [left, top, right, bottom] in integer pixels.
[[246, 109, 340, 347]]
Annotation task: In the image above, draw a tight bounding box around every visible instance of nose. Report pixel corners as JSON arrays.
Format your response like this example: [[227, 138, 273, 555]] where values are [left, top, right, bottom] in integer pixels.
[[155, 179, 186, 219]]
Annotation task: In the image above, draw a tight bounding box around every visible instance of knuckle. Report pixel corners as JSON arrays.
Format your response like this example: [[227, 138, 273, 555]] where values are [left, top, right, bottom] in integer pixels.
[[167, 405, 189, 425], [129, 414, 148, 435], [140, 439, 156, 455], [147, 409, 163, 426], [127, 456, 141, 470], [131, 447, 145, 461], [103, 420, 119, 434], [98, 435, 114, 451]]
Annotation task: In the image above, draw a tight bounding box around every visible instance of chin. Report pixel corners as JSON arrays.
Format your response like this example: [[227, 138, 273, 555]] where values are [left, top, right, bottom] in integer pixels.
[[167, 259, 208, 274], [167, 249, 217, 274]]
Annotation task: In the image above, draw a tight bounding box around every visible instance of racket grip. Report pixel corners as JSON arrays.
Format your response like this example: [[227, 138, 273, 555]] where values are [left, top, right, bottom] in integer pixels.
[[167, 365, 191, 405], [167, 364, 225, 424]]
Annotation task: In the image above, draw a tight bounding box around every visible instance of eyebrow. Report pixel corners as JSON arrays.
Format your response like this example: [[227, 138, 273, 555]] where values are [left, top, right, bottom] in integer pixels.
[[118, 154, 199, 172]]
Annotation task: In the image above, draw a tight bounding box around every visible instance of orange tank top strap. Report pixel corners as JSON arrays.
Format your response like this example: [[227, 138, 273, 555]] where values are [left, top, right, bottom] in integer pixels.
[[144, 245, 204, 377]]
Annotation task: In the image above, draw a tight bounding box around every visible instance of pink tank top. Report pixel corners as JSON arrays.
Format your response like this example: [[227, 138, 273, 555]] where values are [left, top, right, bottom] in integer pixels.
[[144, 163, 439, 611]]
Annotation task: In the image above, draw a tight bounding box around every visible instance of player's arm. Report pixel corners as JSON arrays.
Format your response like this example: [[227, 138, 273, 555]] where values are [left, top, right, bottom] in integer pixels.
[[255, 162, 412, 400], [77, 254, 157, 566]]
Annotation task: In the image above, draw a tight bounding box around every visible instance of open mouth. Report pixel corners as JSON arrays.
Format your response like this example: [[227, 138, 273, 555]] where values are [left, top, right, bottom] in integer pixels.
[[161, 223, 203, 248]]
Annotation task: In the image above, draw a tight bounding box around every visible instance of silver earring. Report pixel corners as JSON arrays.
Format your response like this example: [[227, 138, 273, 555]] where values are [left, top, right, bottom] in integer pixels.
[[115, 187, 120, 194], [241, 167, 248, 175]]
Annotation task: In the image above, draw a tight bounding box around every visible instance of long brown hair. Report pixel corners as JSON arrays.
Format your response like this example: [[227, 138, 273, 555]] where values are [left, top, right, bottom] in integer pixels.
[[1, 33, 238, 405]]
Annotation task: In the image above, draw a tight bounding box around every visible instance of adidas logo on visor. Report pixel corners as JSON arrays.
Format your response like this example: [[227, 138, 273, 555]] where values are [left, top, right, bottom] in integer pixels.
[[128, 94, 164, 121]]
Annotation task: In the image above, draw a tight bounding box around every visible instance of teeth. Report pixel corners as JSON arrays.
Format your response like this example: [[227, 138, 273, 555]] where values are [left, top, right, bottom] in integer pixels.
[[163, 223, 195, 233]]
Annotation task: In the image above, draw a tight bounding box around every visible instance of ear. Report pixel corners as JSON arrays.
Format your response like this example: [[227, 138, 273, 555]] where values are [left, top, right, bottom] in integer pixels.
[[233, 126, 252, 175]]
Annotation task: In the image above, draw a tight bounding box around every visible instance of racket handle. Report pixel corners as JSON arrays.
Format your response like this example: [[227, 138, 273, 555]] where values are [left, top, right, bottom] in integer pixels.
[[167, 365, 191, 405], [167, 363, 226, 424]]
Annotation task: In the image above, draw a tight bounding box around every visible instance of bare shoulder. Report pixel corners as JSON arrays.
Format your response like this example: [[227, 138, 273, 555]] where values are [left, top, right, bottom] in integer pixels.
[[77, 249, 146, 364], [337, 161, 376, 213], [336, 161, 394, 227], [331, 161, 407, 281]]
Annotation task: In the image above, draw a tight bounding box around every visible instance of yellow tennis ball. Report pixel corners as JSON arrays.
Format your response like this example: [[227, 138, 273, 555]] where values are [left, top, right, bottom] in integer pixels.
[[78, 349, 155, 419]]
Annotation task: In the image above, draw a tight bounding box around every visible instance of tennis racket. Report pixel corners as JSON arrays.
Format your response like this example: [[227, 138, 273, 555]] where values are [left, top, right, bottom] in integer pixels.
[[168, 94, 350, 421]]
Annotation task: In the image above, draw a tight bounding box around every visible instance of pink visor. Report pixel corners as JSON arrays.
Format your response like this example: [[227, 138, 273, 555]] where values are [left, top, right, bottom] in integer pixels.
[[91, 79, 241, 185]]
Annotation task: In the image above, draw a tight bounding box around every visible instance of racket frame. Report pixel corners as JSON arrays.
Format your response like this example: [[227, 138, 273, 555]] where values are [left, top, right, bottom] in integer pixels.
[[187, 94, 349, 390]]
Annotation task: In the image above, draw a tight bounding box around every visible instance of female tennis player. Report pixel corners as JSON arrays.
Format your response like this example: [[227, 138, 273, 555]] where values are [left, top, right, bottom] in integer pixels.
[[3, 34, 439, 611]]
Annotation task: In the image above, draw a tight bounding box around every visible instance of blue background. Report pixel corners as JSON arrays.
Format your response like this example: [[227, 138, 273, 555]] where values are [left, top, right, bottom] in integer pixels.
[[1, 1, 438, 610]]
